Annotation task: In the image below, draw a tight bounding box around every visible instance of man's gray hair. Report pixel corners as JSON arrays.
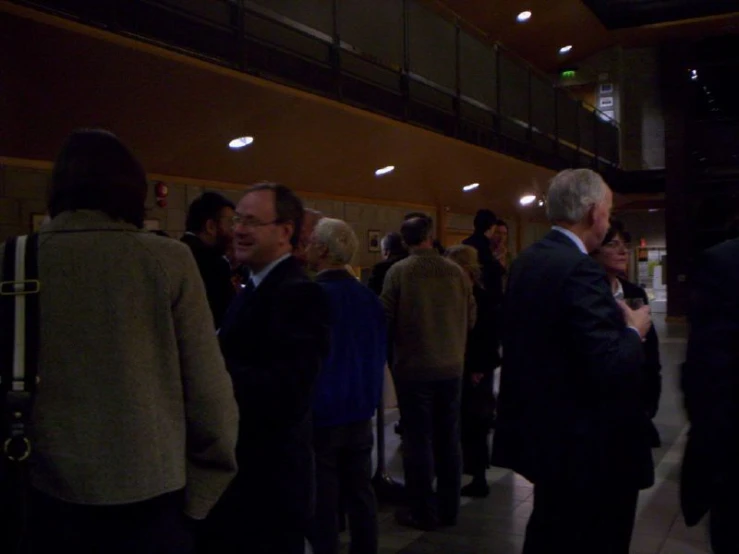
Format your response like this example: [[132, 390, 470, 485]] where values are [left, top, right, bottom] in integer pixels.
[[312, 217, 359, 265], [545, 169, 607, 224]]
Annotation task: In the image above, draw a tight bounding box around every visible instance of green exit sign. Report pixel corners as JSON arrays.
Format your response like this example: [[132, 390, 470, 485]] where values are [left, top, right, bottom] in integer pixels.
[[561, 70, 576, 78]]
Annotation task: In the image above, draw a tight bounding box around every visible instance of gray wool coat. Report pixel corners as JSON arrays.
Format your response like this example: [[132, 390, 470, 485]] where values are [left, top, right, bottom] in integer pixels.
[[0, 210, 239, 519]]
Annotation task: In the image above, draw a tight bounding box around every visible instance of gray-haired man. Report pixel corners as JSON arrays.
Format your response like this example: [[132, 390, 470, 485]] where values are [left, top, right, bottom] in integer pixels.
[[492, 169, 652, 554]]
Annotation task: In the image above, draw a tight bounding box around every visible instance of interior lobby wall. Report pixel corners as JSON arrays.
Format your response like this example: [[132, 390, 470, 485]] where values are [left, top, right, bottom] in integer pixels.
[[0, 164, 440, 268]]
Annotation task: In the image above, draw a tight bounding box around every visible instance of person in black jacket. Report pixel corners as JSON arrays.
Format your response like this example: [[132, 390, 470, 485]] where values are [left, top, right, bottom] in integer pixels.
[[201, 183, 331, 554], [591, 221, 662, 448], [681, 238, 739, 554], [446, 245, 500, 498], [368, 232, 407, 296], [181, 192, 236, 329], [462, 209, 505, 308], [492, 169, 653, 554]]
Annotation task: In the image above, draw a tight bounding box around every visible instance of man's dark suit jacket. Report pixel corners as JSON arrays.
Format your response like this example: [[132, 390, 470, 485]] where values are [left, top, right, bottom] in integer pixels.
[[491, 230, 654, 490], [214, 255, 330, 530], [682, 239, 739, 526], [180, 233, 234, 329]]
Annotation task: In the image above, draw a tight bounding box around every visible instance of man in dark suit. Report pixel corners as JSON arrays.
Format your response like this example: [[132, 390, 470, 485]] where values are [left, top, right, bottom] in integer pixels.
[[201, 183, 331, 554], [492, 168, 653, 554], [181, 192, 236, 328], [682, 239, 739, 554]]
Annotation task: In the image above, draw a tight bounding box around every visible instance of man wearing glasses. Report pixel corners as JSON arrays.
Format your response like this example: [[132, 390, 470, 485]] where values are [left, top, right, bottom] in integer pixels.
[[200, 183, 331, 554]]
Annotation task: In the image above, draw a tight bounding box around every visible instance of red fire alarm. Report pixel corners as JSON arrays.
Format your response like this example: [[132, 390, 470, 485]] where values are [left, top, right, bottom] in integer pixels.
[[154, 181, 169, 208]]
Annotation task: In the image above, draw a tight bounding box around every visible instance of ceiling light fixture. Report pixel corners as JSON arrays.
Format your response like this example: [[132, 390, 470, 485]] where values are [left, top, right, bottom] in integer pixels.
[[559, 45, 573, 54], [516, 10, 532, 22], [463, 183, 480, 192], [374, 165, 395, 176], [520, 194, 537, 206], [228, 136, 254, 149], [690, 69, 698, 81]]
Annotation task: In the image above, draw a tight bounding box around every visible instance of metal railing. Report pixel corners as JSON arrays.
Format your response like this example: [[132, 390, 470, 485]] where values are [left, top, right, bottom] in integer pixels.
[[16, 0, 621, 171]]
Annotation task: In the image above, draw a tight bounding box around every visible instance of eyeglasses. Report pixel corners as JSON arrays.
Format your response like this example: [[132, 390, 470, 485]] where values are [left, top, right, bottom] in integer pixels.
[[602, 240, 631, 251], [231, 214, 279, 228]]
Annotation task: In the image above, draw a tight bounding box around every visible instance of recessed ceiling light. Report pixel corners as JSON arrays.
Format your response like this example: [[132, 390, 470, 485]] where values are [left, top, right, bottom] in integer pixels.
[[463, 183, 480, 192], [516, 11, 532, 22], [375, 165, 395, 176], [559, 45, 573, 54], [520, 194, 537, 206], [228, 136, 254, 149]]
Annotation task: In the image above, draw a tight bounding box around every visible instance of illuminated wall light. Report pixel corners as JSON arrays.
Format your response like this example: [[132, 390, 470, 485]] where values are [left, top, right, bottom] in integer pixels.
[[520, 194, 537, 206], [463, 183, 480, 192], [374, 165, 395, 176], [559, 45, 573, 54], [516, 11, 532, 22], [228, 136, 254, 149], [690, 69, 698, 81]]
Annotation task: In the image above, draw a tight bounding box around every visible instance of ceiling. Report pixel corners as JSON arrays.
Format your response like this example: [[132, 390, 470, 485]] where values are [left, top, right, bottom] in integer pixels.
[[426, 0, 739, 72], [0, 5, 558, 218]]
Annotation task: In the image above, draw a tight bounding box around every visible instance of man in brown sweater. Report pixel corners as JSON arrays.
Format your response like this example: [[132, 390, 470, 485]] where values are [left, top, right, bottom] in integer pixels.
[[381, 215, 476, 531]]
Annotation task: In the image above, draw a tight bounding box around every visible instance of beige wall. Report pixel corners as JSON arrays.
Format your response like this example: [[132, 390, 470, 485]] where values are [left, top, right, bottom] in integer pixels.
[[0, 164, 438, 268]]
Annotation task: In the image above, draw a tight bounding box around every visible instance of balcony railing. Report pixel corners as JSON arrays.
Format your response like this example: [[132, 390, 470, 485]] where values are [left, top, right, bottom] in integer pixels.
[[16, 0, 621, 171]]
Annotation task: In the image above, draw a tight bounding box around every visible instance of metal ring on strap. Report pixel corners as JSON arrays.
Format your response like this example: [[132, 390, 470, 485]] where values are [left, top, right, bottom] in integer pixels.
[[3, 436, 31, 462]]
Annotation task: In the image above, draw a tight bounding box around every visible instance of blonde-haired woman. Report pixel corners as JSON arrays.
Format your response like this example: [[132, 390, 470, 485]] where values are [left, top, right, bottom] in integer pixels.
[[446, 245, 500, 497]]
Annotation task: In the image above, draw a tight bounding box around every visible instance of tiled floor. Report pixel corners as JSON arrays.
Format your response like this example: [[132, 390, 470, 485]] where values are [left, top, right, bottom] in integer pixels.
[[328, 316, 710, 553]]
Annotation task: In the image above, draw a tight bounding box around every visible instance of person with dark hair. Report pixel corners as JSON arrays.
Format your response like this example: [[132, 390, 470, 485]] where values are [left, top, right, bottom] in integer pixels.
[[382, 216, 476, 531], [404, 211, 445, 254], [463, 209, 505, 306], [367, 232, 408, 296], [181, 192, 236, 329], [3, 129, 239, 552], [202, 182, 331, 554], [591, 221, 662, 448], [48, 128, 149, 227]]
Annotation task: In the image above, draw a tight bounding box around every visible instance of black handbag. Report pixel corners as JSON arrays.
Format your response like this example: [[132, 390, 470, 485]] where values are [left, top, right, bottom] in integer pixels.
[[0, 234, 41, 554]]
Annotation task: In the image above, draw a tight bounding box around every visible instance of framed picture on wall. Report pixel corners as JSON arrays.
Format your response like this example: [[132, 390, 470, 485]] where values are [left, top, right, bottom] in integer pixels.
[[368, 230, 381, 253], [599, 96, 614, 108], [599, 83, 614, 94], [30, 213, 46, 232]]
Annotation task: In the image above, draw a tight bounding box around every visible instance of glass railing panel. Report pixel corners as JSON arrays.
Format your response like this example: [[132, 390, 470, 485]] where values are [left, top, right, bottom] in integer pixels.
[[247, 0, 332, 36], [120, 1, 235, 61], [578, 107, 596, 154], [557, 90, 580, 146], [530, 73, 556, 137], [340, 0, 403, 70], [244, 10, 331, 64], [459, 32, 496, 110], [408, 1, 456, 90], [498, 52, 529, 126], [156, 0, 233, 27]]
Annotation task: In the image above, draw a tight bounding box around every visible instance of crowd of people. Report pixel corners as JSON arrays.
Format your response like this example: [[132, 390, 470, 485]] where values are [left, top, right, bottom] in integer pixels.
[[0, 128, 735, 554]]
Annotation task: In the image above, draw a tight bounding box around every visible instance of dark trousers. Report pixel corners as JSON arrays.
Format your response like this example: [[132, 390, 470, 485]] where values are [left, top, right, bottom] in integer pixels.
[[461, 374, 494, 480], [710, 488, 739, 554], [523, 481, 638, 554], [27, 489, 192, 554], [308, 419, 377, 554], [395, 377, 462, 524]]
